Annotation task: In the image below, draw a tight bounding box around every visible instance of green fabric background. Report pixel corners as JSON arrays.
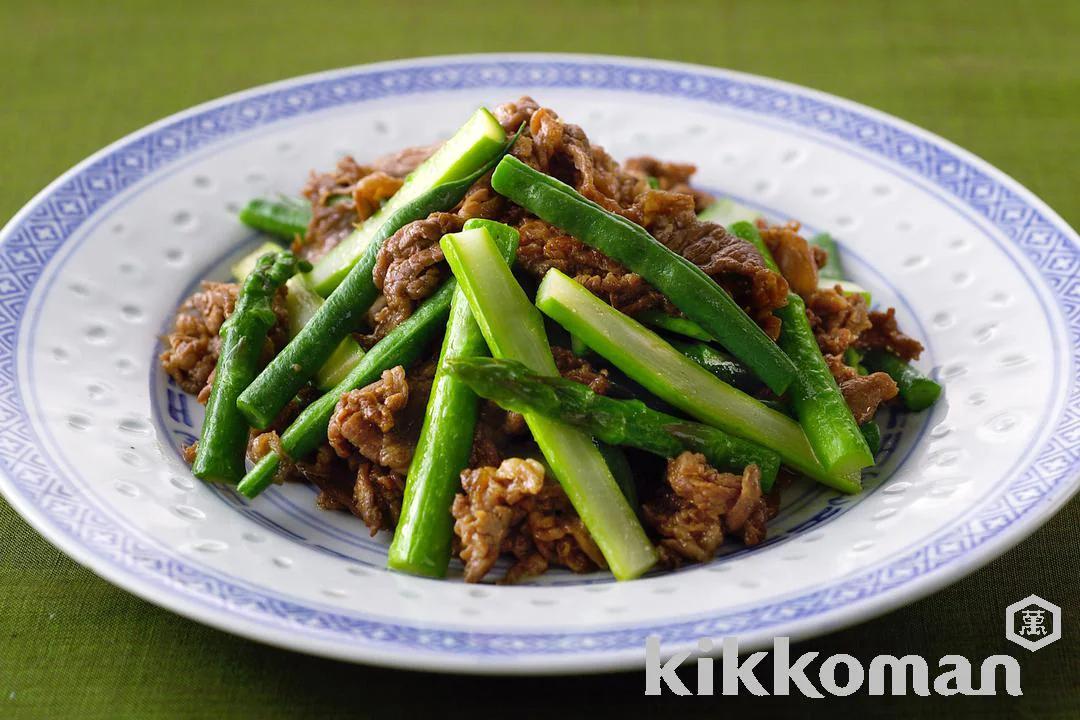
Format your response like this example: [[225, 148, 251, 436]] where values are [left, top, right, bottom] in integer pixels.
[[1, 1, 1077, 717]]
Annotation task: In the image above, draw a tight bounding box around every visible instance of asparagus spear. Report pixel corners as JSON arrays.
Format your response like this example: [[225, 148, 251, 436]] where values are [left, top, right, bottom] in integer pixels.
[[306, 108, 507, 294], [448, 357, 781, 491], [862, 349, 942, 411], [387, 220, 520, 578], [235, 280, 456, 499], [729, 221, 873, 477], [490, 155, 798, 395], [535, 268, 860, 493], [193, 251, 304, 483], [230, 244, 365, 390], [441, 227, 657, 580]]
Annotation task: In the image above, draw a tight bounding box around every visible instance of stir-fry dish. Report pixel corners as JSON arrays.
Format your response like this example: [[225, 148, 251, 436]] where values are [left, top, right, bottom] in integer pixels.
[[161, 98, 942, 583]]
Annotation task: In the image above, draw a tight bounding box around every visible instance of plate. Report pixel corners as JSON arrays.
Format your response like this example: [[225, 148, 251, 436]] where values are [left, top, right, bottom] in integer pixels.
[[1, 54, 1077, 674]]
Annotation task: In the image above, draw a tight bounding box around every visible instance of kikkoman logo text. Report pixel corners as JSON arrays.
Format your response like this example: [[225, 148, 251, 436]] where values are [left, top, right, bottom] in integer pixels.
[[644, 637, 1022, 697]]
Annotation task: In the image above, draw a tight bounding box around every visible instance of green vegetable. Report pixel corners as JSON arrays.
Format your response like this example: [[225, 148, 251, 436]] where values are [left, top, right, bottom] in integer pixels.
[[490, 155, 797, 395], [231, 245, 365, 390], [636, 309, 713, 342], [862, 349, 942, 412], [236, 280, 456, 499], [387, 220, 520, 578], [306, 107, 507, 294], [597, 443, 638, 510], [193, 251, 303, 483], [666, 338, 761, 393], [535, 268, 859, 493], [441, 228, 657, 580], [697, 196, 761, 226], [729, 221, 873, 477], [449, 356, 781, 491], [237, 144, 515, 430], [231, 241, 284, 281], [570, 334, 590, 357], [809, 232, 844, 281], [646, 175, 660, 189], [238, 198, 311, 240], [860, 421, 882, 456]]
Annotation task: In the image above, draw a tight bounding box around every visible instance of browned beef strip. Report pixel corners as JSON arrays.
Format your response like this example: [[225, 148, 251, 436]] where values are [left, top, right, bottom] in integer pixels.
[[370, 143, 439, 178], [757, 220, 819, 299], [825, 354, 900, 424], [628, 191, 788, 337], [452, 458, 604, 584], [551, 345, 611, 395], [642, 452, 767, 568], [856, 308, 924, 362], [624, 155, 714, 212], [369, 212, 465, 340], [327, 365, 423, 474], [806, 284, 872, 356]]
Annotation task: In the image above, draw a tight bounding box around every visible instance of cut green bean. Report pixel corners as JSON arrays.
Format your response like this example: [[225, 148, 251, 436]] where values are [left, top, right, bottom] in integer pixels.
[[535, 268, 859, 493], [666, 338, 761, 394], [490, 155, 797, 395], [729, 221, 873, 477], [236, 280, 457, 499], [860, 421, 882, 456], [441, 228, 657, 580], [636, 309, 713, 342], [193, 251, 303, 483], [862, 349, 942, 412], [809, 232, 844, 281], [387, 220, 520, 578], [238, 198, 311, 240]]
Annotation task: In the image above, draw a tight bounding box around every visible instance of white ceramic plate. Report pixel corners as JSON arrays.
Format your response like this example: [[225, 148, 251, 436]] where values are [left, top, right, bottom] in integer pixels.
[[2, 54, 1077, 674]]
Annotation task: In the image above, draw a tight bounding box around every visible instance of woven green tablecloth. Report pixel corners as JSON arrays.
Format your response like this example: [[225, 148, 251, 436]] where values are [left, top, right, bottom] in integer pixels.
[[2, 1, 1077, 717]]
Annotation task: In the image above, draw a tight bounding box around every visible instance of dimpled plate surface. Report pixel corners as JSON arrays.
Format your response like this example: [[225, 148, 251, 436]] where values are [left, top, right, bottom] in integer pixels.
[[1, 54, 1077, 673]]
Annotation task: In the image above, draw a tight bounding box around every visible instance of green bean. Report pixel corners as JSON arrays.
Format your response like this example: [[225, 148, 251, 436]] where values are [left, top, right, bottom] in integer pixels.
[[490, 155, 797, 395], [238, 198, 311, 240], [729, 221, 874, 477], [862, 349, 942, 411], [237, 144, 516, 430], [387, 220, 519, 578]]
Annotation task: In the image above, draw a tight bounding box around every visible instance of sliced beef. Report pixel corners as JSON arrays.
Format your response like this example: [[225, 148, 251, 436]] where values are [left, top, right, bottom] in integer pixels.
[[515, 217, 670, 315], [299, 157, 403, 262], [757, 220, 819, 299], [825, 355, 899, 424], [452, 458, 546, 583], [327, 363, 434, 474], [642, 452, 767, 568], [856, 308, 924, 362], [806, 284, 872, 356], [371, 143, 439, 178], [624, 155, 714, 212], [369, 212, 464, 340], [452, 458, 605, 583], [629, 191, 789, 337], [551, 346, 610, 395]]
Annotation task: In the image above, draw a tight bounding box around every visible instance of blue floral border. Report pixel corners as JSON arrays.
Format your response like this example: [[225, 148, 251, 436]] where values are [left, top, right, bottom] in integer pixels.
[[1, 57, 1077, 662]]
